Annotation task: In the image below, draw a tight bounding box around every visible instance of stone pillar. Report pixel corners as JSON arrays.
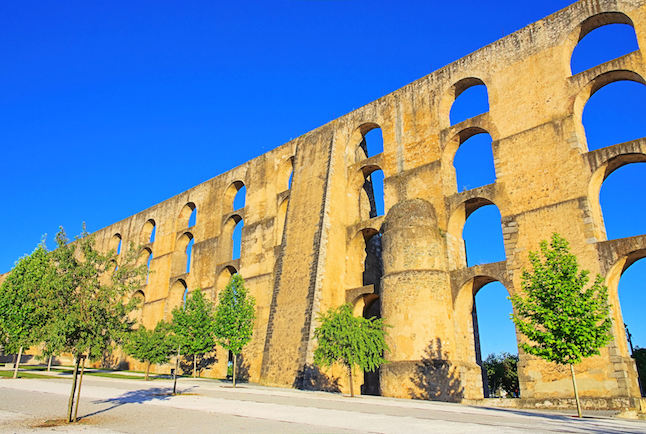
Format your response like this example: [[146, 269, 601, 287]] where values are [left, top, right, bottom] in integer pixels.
[[379, 199, 462, 401]]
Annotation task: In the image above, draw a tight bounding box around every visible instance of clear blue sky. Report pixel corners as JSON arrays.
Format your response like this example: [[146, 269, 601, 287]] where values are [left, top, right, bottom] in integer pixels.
[[1, 1, 644, 357]]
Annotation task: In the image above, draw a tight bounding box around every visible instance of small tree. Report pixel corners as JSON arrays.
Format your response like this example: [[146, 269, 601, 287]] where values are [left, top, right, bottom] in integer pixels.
[[483, 352, 519, 397], [313, 303, 389, 397], [171, 289, 216, 378], [124, 321, 175, 380], [43, 226, 147, 423], [510, 233, 613, 417], [213, 274, 255, 387], [0, 241, 52, 379]]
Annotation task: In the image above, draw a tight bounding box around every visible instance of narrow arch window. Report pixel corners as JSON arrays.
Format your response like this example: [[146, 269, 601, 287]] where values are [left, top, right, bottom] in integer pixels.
[[570, 22, 639, 75], [450, 80, 489, 126], [179, 202, 197, 229], [146, 251, 153, 283], [142, 219, 156, 244], [453, 132, 496, 191], [185, 238, 195, 274], [472, 281, 519, 398], [225, 181, 246, 212], [359, 167, 385, 220], [288, 170, 293, 189], [355, 125, 383, 162], [462, 204, 506, 267], [167, 279, 188, 317], [582, 80, 646, 151], [599, 163, 646, 240], [232, 219, 243, 260], [111, 234, 122, 255]]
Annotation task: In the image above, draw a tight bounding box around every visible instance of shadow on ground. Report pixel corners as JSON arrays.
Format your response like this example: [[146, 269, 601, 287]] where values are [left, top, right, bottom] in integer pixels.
[[81, 386, 196, 420], [293, 364, 341, 393]]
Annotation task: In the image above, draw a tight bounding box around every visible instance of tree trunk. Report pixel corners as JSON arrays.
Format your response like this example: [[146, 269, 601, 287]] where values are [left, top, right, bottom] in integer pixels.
[[570, 364, 582, 418], [233, 353, 237, 388], [73, 357, 86, 422], [12, 346, 23, 379], [193, 354, 197, 378], [348, 365, 354, 397], [145, 361, 150, 381], [47, 355, 52, 372], [67, 357, 80, 423], [172, 346, 180, 395]]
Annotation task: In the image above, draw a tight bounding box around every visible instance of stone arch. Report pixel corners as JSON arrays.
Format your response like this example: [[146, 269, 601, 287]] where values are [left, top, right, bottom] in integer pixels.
[[345, 227, 382, 291], [442, 127, 496, 193], [222, 214, 243, 261], [174, 232, 193, 276], [588, 153, 646, 241], [348, 122, 383, 163], [178, 202, 197, 230], [446, 196, 499, 270], [453, 275, 518, 398], [571, 69, 646, 151], [439, 77, 489, 129], [357, 164, 385, 220], [215, 265, 237, 302], [278, 156, 294, 192], [224, 180, 246, 212], [110, 233, 122, 255], [165, 278, 187, 319], [566, 11, 638, 74], [141, 219, 156, 244], [129, 289, 146, 325]]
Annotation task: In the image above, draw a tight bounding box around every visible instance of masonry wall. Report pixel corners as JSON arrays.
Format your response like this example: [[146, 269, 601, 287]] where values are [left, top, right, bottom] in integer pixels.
[[27, 0, 646, 409]]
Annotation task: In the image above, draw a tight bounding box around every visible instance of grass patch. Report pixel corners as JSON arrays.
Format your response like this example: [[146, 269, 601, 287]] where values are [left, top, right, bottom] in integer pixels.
[[0, 370, 56, 379]]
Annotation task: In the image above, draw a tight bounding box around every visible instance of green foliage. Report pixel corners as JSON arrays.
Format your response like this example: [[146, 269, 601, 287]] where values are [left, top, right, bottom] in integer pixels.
[[213, 274, 255, 356], [41, 226, 148, 361], [171, 289, 216, 356], [510, 233, 613, 365], [483, 352, 519, 397], [0, 242, 53, 353], [124, 321, 175, 366], [313, 304, 389, 374]]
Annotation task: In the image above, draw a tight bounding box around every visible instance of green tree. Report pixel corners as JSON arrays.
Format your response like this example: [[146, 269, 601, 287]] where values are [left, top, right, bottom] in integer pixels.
[[44, 226, 147, 423], [171, 289, 216, 378], [124, 321, 175, 380], [482, 352, 519, 397], [0, 241, 52, 378], [213, 274, 255, 387], [313, 303, 389, 397], [510, 233, 613, 417]]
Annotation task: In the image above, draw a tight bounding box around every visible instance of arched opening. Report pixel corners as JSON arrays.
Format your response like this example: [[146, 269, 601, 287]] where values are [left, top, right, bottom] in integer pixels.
[[582, 80, 646, 151], [472, 280, 518, 398], [224, 181, 246, 213], [278, 156, 294, 192], [276, 198, 289, 245], [362, 294, 381, 396], [176, 232, 193, 276], [359, 167, 385, 219], [166, 279, 187, 318], [599, 163, 646, 240], [111, 233, 122, 256], [617, 257, 646, 396], [216, 266, 237, 295], [462, 204, 506, 267], [449, 78, 489, 126], [223, 215, 243, 261], [570, 13, 638, 75], [353, 124, 383, 162], [129, 290, 145, 326], [452, 132, 496, 191], [185, 238, 194, 274], [142, 219, 156, 244], [146, 251, 153, 283], [232, 219, 243, 260], [178, 202, 197, 230], [138, 248, 153, 284]]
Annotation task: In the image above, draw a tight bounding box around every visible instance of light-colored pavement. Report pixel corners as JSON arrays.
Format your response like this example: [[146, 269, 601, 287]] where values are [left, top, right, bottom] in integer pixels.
[[0, 376, 645, 433]]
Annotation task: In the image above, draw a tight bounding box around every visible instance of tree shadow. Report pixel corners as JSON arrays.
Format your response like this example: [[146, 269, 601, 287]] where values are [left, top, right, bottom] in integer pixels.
[[409, 338, 464, 403], [293, 364, 341, 393], [81, 386, 195, 420], [179, 352, 218, 377], [100, 352, 129, 370]]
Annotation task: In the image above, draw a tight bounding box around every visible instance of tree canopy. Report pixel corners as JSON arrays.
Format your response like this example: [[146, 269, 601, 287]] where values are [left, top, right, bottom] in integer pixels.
[[313, 303, 388, 396], [124, 321, 175, 380]]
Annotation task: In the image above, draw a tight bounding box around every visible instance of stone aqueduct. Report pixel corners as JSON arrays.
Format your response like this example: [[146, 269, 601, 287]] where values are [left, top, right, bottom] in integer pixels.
[[37, 0, 646, 407]]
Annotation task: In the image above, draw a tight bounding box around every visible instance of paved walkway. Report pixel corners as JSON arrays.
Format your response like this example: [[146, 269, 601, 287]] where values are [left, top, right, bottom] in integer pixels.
[[0, 375, 645, 433]]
